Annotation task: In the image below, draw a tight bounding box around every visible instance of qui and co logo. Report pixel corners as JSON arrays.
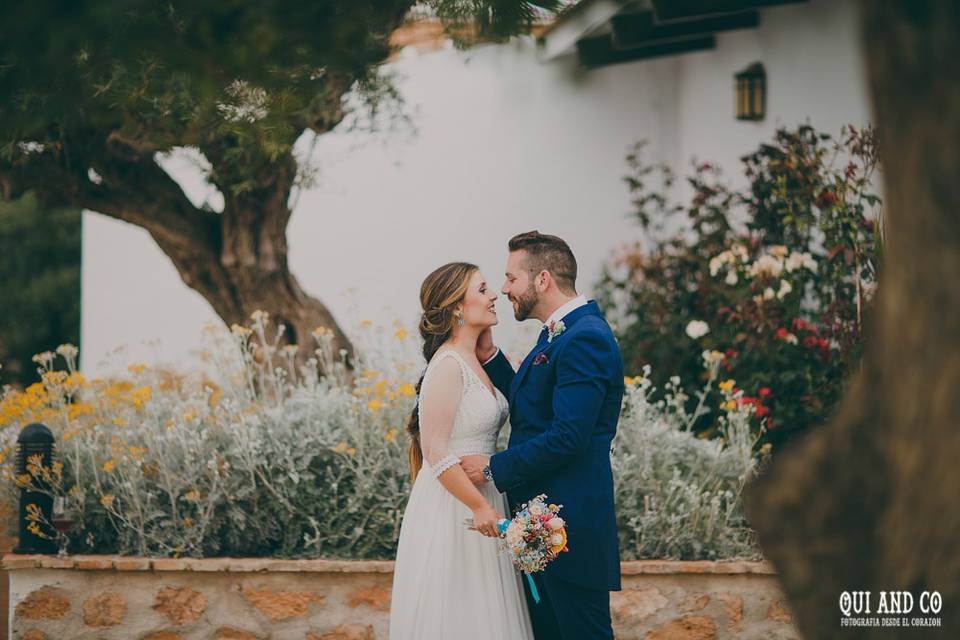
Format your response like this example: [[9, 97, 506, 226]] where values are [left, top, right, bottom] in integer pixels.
[[839, 590, 942, 628]]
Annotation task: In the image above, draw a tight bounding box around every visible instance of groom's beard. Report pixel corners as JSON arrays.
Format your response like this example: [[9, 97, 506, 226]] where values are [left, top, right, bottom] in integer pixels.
[[511, 284, 539, 321]]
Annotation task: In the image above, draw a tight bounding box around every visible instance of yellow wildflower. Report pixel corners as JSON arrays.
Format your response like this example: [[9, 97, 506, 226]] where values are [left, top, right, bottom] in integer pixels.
[[384, 428, 399, 442], [395, 328, 409, 341], [111, 416, 127, 427], [372, 380, 388, 398], [131, 386, 152, 408], [64, 371, 87, 388], [183, 490, 200, 502], [103, 460, 116, 473], [182, 517, 193, 527], [361, 319, 372, 328], [397, 383, 416, 397], [367, 399, 384, 412], [721, 400, 737, 411], [347, 447, 356, 456], [333, 442, 349, 454], [100, 494, 115, 508], [718, 379, 736, 392], [183, 408, 198, 422]]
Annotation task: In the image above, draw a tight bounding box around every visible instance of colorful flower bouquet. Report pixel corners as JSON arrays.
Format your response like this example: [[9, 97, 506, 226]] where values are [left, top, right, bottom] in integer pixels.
[[497, 494, 568, 602]]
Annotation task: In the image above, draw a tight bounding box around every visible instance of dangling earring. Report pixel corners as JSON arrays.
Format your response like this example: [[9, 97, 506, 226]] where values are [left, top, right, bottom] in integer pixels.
[[455, 311, 464, 328]]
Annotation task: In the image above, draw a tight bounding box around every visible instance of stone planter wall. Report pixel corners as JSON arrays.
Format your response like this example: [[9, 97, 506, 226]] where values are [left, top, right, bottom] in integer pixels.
[[2, 554, 799, 640]]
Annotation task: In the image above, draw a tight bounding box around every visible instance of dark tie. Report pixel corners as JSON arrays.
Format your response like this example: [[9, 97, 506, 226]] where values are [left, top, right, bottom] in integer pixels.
[[536, 325, 549, 347]]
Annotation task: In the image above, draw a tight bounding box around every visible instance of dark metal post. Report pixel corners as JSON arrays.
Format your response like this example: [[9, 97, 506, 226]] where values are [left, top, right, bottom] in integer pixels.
[[13, 422, 58, 554]]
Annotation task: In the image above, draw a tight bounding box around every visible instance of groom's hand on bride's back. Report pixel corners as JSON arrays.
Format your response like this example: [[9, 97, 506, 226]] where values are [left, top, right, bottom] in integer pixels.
[[460, 455, 490, 486]]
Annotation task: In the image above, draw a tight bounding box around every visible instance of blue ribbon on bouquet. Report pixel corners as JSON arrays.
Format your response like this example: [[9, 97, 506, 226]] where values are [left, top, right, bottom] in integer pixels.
[[497, 519, 540, 604]]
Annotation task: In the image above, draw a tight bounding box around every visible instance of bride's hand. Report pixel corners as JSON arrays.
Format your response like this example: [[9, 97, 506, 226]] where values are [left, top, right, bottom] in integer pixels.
[[472, 502, 503, 538], [477, 327, 496, 362]]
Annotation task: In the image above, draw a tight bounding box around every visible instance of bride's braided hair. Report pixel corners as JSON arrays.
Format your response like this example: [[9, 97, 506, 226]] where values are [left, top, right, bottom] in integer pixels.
[[407, 262, 479, 481]]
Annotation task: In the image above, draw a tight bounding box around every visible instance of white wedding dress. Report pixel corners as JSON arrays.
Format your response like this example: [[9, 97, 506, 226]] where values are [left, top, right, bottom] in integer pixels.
[[389, 349, 534, 640]]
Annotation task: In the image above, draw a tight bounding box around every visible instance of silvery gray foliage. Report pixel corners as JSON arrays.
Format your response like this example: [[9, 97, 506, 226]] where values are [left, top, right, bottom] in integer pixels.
[[613, 363, 764, 560], [2, 320, 765, 561]]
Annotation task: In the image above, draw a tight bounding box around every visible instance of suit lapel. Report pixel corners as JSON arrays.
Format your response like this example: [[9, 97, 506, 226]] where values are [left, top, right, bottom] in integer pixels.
[[508, 301, 604, 403], [510, 338, 551, 401]]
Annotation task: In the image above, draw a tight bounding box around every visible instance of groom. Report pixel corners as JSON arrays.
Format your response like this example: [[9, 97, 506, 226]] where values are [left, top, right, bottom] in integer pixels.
[[461, 230, 624, 640]]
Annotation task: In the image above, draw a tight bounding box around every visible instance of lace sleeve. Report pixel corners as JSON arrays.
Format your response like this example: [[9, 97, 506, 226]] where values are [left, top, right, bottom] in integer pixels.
[[419, 353, 465, 478]]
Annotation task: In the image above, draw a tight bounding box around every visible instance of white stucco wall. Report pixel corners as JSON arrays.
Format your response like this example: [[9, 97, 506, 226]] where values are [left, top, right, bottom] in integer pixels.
[[80, 0, 871, 375]]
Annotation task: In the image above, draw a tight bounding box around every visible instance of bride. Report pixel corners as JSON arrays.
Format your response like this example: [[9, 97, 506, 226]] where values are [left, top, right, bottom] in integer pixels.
[[389, 262, 534, 639]]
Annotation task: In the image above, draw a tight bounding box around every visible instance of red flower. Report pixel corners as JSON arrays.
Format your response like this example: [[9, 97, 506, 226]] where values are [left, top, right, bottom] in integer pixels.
[[725, 348, 738, 359], [755, 406, 770, 418], [791, 318, 808, 332], [803, 335, 819, 348], [818, 190, 839, 207], [758, 387, 771, 397], [775, 327, 789, 339]]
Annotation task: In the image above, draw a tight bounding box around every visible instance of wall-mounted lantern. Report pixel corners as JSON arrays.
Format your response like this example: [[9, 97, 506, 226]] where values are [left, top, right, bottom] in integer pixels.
[[735, 62, 766, 121]]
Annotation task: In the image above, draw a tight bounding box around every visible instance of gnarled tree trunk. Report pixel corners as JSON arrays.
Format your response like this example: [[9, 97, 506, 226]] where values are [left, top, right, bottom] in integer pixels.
[[744, 2, 960, 637]]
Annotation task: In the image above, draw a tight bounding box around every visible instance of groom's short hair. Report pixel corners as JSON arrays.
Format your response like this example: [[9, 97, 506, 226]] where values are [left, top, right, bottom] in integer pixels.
[[508, 230, 577, 294]]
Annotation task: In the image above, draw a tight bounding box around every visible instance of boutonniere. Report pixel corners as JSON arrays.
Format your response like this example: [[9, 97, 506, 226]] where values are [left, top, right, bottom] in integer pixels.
[[547, 320, 566, 343], [533, 353, 550, 366]]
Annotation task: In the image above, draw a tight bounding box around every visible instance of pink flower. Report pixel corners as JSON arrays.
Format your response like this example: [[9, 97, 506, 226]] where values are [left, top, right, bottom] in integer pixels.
[[533, 353, 549, 366]]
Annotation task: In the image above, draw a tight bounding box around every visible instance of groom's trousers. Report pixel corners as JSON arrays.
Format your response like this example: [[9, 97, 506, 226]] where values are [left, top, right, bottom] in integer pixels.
[[524, 571, 613, 640]]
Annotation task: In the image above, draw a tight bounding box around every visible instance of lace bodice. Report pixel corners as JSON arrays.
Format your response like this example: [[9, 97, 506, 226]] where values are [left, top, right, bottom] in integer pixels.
[[417, 349, 509, 478]]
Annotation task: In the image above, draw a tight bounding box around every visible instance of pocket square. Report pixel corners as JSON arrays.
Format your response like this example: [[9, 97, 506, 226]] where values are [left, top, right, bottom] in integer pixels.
[[533, 353, 549, 365]]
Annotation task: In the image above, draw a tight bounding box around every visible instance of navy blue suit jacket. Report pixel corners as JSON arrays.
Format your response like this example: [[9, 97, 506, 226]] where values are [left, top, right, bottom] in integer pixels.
[[484, 300, 624, 591]]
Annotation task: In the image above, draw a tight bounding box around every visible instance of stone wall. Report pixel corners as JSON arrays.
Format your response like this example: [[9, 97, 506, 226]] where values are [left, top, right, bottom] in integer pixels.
[[2, 555, 799, 639]]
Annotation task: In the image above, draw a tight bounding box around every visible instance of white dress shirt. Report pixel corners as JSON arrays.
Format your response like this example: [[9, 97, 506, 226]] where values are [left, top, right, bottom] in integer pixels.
[[482, 294, 588, 365]]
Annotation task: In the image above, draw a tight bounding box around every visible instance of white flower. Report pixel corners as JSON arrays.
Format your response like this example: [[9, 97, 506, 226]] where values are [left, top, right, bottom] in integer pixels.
[[547, 320, 566, 343], [528, 504, 543, 517], [56, 344, 78, 359], [749, 254, 784, 278], [801, 252, 818, 272], [550, 533, 565, 546], [769, 245, 789, 258], [685, 320, 709, 339], [709, 250, 733, 276], [785, 333, 799, 345], [505, 522, 524, 545], [701, 350, 725, 365], [785, 252, 803, 272], [547, 517, 565, 531], [31, 351, 55, 365], [725, 271, 739, 286], [763, 287, 775, 300], [776, 280, 793, 300]]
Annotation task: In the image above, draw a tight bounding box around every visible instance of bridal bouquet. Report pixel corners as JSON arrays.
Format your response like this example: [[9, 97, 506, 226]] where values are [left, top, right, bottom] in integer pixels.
[[497, 494, 568, 571], [495, 494, 568, 602]]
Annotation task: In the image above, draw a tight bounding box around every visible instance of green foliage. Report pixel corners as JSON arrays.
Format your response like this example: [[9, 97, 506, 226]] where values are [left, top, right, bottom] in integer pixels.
[[0, 193, 81, 388], [596, 125, 882, 449]]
